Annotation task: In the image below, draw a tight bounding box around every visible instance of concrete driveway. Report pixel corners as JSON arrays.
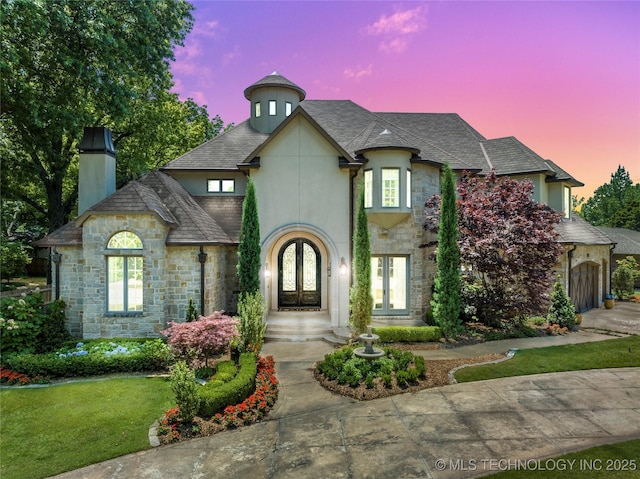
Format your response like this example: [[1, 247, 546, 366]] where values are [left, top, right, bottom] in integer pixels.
[[580, 301, 640, 335], [51, 338, 640, 479]]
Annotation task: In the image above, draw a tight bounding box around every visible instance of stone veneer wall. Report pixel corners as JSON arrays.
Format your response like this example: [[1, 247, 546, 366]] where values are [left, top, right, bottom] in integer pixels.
[[356, 164, 440, 323], [165, 245, 229, 321], [81, 214, 171, 338], [56, 246, 84, 337]]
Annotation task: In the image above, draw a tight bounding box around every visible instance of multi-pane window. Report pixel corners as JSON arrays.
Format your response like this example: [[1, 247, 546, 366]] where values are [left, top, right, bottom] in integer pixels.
[[364, 170, 373, 208], [406, 170, 412, 208], [255, 102, 261, 118], [563, 186, 571, 219], [208, 179, 235, 193], [269, 100, 277, 116], [371, 255, 409, 315], [381, 168, 400, 207], [107, 232, 143, 313]]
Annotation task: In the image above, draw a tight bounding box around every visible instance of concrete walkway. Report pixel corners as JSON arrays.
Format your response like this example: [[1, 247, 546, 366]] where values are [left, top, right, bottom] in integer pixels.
[[51, 305, 640, 479]]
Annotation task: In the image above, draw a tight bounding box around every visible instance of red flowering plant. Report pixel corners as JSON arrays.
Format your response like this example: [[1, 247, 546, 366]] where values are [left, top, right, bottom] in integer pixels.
[[161, 311, 239, 365], [213, 355, 279, 429], [157, 355, 278, 444], [0, 366, 49, 385]]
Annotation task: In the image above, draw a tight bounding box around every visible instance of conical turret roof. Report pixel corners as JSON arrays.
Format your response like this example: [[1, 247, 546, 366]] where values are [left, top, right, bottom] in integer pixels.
[[243, 71, 306, 100]]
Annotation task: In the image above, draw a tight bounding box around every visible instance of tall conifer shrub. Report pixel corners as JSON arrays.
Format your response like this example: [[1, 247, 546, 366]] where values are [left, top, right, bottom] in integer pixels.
[[431, 163, 463, 337], [350, 183, 373, 334], [237, 178, 261, 295]]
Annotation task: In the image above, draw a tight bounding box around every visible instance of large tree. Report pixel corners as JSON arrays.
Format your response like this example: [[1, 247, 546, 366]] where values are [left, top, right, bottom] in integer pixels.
[[430, 164, 462, 338], [579, 165, 640, 231], [426, 171, 563, 328], [1, 0, 196, 232]]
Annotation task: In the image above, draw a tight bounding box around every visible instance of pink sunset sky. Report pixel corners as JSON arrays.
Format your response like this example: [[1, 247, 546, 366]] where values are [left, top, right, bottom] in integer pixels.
[[170, 0, 639, 200]]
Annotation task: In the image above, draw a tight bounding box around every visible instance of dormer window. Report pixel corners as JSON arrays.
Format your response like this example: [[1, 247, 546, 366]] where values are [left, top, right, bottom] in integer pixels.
[[255, 102, 261, 118], [269, 100, 277, 116], [208, 179, 235, 193]]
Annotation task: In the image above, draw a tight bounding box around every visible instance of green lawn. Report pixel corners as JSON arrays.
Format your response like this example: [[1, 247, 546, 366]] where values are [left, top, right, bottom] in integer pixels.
[[488, 439, 640, 478], [0, 377, 174, 479], [454, 336, 640, 383]]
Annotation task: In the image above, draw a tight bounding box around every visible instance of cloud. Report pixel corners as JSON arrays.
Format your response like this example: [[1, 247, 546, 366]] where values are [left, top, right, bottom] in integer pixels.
[[222, 45, 241, 65], [363, 6, 426, 53], [192, 19, 221, 38], [344, 65, 373, 81]]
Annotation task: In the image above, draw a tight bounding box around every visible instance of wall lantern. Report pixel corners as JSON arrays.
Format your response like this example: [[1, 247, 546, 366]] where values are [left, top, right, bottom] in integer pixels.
[[339, 257, 348, 276], [264, 263, 270, 278]]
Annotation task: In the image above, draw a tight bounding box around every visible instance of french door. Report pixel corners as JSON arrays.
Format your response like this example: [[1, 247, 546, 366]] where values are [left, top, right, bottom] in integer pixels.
[[278, 239, 321, 309]]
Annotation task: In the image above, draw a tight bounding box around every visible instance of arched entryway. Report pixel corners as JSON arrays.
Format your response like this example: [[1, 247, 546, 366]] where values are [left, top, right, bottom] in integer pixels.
[[277, 238, 321, 309], [571, 262, 598, 312]]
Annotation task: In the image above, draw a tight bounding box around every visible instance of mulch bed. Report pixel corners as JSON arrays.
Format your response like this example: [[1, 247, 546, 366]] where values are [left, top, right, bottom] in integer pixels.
[[312, 353, 505, 401]]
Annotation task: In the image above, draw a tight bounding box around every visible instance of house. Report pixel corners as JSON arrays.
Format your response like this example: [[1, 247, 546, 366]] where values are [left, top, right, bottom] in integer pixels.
[[36, 72, 613, 339]]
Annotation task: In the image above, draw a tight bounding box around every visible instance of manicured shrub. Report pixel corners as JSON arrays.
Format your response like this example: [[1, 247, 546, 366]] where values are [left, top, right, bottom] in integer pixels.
[[162, 311, 239, 365], [3, 339, 173, 378], [547, 281, 576, 329], [373, 325, 442, 343], [315, 346, 427, 390], [197, 353, 257, 418], [170, 361, 200, 422], [236, 291, 267, 353]]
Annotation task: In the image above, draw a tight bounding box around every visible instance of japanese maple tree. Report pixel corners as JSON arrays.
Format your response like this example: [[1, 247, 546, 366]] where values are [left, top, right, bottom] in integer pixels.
[[425, 171, 562, 327], [162, 311, 239, 365]]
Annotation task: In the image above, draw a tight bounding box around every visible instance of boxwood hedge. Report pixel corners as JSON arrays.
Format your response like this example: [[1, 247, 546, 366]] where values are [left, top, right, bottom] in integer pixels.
[[372, 326, 442, 343], [198, 352, 257, 418]]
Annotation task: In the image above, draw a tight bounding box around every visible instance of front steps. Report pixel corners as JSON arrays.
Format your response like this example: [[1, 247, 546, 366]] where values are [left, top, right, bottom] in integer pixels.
[[264, 311, 348, 344]]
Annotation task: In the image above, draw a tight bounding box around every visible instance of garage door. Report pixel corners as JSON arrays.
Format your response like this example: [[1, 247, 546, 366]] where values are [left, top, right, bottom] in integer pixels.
[[571, 263, 597, 313]]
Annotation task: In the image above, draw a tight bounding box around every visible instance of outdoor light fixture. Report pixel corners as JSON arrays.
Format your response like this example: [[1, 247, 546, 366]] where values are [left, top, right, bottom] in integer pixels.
[[339, 257, 348, 276], [264, 263, 270, 278]]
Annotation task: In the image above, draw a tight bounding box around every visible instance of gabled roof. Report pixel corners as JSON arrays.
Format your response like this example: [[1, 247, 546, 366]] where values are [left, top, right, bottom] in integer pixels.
[[162, 120, 268, 171], [480, 137, 551, 177], [597, 227, 640, 255], [555, 215, 613, 245], [545, 159, 584, 186], [34, 221, 82, 247], [37, 171, 238, 247]]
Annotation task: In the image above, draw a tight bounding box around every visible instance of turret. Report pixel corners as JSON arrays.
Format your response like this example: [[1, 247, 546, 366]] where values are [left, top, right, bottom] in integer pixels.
[[244, 72, 306, 133]]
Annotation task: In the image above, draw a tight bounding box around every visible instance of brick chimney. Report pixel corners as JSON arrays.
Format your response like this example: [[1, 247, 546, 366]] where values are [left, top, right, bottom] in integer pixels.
[[78, 127, 116, 215]]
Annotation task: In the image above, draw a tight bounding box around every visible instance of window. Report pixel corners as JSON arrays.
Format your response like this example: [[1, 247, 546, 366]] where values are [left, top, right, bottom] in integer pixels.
[[255, 102, 261, 118], [371, 255, 409, 315], [563, 186, 571, 219], [406, 170, 412, 208], [364, 170, 373, 208], [381, 168, 400, 207], [207, 179, 235, 193], [107, 232, 143, 313], [269, 100, 276, 116], [285, 102, 292, 116]]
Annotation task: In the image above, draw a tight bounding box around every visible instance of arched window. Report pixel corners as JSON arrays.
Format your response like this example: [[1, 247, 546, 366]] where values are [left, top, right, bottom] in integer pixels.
[[106, 232, 143, 313]]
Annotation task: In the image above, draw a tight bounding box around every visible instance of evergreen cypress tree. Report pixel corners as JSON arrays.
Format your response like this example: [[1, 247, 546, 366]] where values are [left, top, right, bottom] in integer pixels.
[[431, 163, 463, 337], [237, 178, 261, 294], [350, 183, 373, 334]]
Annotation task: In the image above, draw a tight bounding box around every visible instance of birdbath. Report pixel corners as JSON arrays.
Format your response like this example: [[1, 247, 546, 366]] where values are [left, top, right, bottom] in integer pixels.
[[354, 326, 385, 360]]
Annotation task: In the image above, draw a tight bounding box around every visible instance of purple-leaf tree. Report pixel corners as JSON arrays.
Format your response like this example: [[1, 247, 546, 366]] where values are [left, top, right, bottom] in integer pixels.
[[162, 311, 239, 365], [425, 170, 563, 327]]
